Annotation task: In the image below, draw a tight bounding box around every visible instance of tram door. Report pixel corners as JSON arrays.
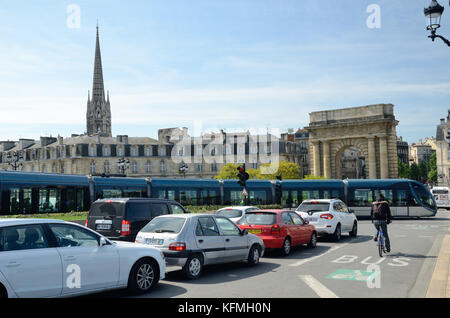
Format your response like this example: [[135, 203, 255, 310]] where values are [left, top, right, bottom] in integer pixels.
[[392, 189, 409, 217]]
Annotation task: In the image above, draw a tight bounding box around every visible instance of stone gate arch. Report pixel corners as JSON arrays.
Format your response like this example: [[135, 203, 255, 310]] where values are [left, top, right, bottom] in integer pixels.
[[306, 104, 399, 179]]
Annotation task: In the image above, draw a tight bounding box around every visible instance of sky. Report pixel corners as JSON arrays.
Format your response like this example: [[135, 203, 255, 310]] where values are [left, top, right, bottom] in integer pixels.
[[0, 0, 449, 144]]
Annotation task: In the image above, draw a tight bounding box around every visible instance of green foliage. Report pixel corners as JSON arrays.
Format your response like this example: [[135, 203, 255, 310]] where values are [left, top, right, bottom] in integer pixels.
[[303, 175, 327, 180], [428, 153, 437, 183], [398, 158, 410, 178], [214, 163, 241, 180]]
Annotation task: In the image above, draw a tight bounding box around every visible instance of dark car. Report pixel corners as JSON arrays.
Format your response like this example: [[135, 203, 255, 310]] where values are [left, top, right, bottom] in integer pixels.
[[85, 198, 187, 242]]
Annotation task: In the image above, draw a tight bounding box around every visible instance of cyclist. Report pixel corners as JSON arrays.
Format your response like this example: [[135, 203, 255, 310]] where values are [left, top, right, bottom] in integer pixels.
[[371, 193, 392, 253]]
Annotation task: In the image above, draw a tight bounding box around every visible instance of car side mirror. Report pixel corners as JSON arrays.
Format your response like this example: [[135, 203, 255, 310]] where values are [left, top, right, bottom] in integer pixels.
[[240, 229, 248, 236], [304, 220, 309, 224], [99, 237, 108, 247], [349, 209, 355, 213]]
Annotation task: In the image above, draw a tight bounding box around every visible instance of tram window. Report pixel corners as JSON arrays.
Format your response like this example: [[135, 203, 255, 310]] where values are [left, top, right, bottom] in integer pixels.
[[77, 189, 85, 211], [322, 190, 330, 199], [23, 189, 32, 214], [373, 190, 393, 204], [249, 191, 267, 205], [168, 190, 175, 201], [302, 190, 320, 200], [157, 190, 166, 199], [123, 189, 144, 198], [331, 189, 343, 200], [180, 190, 197, 206], [39, 189, 61, 213], [412, 184, 435, 208], [282, 191, 299, 208], [394, 189, 408, 207], [102, 189, 122, 198], [10, 188, 20, 214], [209, 190, 219, 205], [349, 189, 373, 207]]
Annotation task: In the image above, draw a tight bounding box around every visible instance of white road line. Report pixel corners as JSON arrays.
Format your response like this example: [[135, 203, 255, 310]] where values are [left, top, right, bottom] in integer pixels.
[[299, 275, 339, 298], [289, 243, 349, 267]]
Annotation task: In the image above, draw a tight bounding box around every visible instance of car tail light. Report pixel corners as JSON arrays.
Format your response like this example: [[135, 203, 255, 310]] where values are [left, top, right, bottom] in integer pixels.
[[320, 214, 334, 220], [84, 219, 88, 227], [169, 242, 186, 251], [271, 224, 281, 235], [121, 220, 131, 236]]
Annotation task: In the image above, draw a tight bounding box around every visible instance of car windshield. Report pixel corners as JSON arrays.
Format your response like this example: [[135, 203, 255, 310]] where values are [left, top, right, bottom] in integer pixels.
[[216, 209, 243, 218], [89, 202, 125, 218], [296, 202, 330, 213], [140, 217, 186, 234], [238, 212, 276, 225]]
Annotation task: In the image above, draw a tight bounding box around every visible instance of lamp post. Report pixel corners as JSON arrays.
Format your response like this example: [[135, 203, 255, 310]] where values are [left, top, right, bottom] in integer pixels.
[[179, 161, 188, 178], [424, 0, 450, 46], [6, 151, 23, 171], [117, 158, 130, 175]]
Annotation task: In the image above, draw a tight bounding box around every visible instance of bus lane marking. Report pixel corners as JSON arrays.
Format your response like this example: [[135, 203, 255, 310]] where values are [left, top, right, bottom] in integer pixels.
[[299, 275, 339, 298]]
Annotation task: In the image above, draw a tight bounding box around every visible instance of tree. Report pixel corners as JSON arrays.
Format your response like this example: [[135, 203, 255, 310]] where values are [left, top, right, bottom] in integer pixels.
[[398, 158, 410, 179], [256, 162, 301, 180], [214, 163, 240, 180], [428, 152, 437, 184], [409, 162, 420, 182]]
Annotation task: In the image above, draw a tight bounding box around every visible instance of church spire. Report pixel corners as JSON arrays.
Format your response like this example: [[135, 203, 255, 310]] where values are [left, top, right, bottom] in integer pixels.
[[86, 24, 112, 137], [92, 23, 105, 102]]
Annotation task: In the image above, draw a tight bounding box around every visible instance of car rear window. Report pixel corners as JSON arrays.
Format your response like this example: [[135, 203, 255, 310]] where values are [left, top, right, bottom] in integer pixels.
[[140, 217, 186, 234], [297, 202, 330, 213], [89, 202, 126, 218], [238, 212, 276, 225], [216, 209, 243, 218]]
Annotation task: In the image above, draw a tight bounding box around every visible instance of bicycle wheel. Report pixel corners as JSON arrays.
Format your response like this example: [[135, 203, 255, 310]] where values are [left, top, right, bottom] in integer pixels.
[[378, 233, 383, 257]]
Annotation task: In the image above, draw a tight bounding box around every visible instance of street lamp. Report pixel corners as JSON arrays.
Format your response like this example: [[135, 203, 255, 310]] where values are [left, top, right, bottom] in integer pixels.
[[117, 158, 130, 175], [6, 151, 23, 171], [179, 161, 188, 178], [424, 0, 450, 46]]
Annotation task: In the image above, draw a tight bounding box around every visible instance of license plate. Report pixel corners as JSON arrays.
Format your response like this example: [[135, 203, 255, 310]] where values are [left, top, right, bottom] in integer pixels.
[[145, 238, 164, 245], [248, 229, 261, 234], [96, 224, 111, 230]]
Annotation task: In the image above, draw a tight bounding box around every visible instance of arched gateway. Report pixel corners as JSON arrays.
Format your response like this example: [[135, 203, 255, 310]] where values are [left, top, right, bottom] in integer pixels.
[[306, 104, 399, 179]]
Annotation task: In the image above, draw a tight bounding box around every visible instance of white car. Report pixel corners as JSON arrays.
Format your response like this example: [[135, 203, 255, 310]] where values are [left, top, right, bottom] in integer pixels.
[[0, 218, 166, 298], [296, 199, 358, 241], [215, 206, 260, 223]]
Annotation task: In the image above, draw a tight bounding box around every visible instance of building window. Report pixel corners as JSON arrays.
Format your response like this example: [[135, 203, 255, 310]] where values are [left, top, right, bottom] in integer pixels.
[[103, 146, 110, 157], [159, 147, 166, 157], [42, 165, 46, 173], [90, 162, 95, 174], [52, 163, 56, 173], [146, 161, 152, 173], [131, 147, 138, 157], [104, 161, 110, 174], [160, 161, 165, 173], [145, 147, 152, 157], [211, 161, 217, 172], [89, 145, 96, 157], [131, 162, 138, 174], [198, 163, 203, 172], [117, 147, 123, 157]]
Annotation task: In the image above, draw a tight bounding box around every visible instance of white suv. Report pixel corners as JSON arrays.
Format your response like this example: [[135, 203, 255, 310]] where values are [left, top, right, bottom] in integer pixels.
[[296, 199, 357, 241]]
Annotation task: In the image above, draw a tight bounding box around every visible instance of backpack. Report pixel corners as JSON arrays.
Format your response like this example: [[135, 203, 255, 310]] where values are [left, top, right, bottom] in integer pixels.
[[372, 202, 384, 218]]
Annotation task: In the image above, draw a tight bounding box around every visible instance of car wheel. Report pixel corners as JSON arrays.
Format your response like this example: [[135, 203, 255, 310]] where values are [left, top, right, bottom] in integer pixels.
[[307, 232, 317, 248], [349, 222, 358, 237], [128, 258, 158, 295], [247, 245, 261, 266], [332, 224, 341, 241], [281, 237, 291, 256], [183, 254, 203, 280]]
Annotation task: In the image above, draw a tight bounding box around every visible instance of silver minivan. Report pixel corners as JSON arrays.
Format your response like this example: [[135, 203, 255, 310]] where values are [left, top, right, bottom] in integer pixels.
[[135, 213, 265, 279]]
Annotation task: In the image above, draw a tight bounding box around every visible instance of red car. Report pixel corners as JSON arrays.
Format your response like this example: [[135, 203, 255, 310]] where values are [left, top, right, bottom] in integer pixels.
[[237, 210, 317, 256]]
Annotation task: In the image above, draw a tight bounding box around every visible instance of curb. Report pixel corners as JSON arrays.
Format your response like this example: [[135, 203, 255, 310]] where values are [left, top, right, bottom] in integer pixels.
[[426, 232, 450, 298]]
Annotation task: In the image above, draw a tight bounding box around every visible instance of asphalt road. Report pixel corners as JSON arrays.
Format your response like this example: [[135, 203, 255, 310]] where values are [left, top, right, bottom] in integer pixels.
[[88, 209, 450, 298]]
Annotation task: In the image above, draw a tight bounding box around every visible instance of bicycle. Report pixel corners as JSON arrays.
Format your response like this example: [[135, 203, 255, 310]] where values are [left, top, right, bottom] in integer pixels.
[[376, 227, 387, 257]]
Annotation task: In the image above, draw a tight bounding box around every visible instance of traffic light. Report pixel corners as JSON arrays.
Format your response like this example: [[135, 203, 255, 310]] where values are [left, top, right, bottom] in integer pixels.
[[275, 173, 282, 205], [237, 165, 249, 188]]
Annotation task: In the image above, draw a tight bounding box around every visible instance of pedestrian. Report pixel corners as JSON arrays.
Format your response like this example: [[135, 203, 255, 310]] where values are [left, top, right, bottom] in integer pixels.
[[371, 193, 392, 253]]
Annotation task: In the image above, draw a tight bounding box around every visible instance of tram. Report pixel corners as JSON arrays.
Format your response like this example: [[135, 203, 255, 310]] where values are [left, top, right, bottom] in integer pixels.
[[0, 171, 437, 218]]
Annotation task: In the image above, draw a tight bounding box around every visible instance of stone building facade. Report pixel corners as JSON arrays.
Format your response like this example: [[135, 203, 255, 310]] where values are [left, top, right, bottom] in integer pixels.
[[435, 112, 450, 186]]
